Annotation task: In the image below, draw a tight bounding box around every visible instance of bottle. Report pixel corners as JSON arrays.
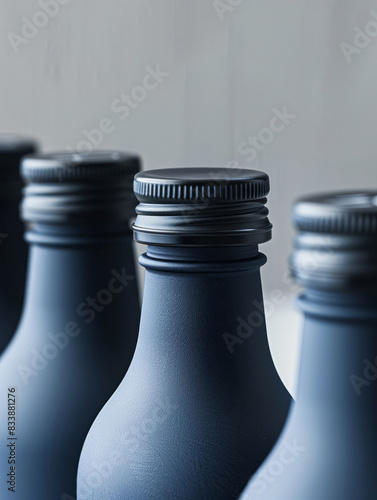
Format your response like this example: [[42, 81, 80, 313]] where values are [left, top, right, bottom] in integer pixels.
[[240, 191, 377, 500], [0, 134, 38, 354], [0, 151, 141, 499], [77, 167, 291, 500]]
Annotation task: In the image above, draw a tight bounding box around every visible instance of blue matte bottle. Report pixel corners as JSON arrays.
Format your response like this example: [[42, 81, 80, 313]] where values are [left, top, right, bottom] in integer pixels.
[[0, 151, 140, 499], [77, 167, 291, 500], [240, 191, 377, 500], [0, 135, 38, 355]]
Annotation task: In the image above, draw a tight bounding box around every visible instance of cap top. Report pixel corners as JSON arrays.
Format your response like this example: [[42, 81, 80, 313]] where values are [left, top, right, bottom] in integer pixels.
[[294, 192, 377, 235], [134, 167, 269, 204], [22, 150, 140, 183], [0, 134, 37, 154], [0, 134, 38, 181]]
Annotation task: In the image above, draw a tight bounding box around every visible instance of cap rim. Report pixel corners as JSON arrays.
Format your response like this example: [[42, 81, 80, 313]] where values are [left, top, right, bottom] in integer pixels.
[[134, 167, 270, 204], [0, 134, 38, 181], [291, 191, 377, 289], [293, 191, 377, 235], [22, 151, 141, 183]]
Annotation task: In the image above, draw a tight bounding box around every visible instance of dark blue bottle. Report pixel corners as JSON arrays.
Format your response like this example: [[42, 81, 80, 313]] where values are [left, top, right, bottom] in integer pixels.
[[77, 167, 291, 500], [0, 135, 38, 354], [0, 151, 140, 499], [240, 191, 377, 500]]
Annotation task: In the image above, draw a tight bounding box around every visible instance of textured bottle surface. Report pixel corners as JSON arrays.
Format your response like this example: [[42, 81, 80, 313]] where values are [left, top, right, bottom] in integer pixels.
[[0, 135, 38, 354], [77, 167, 291, 500], [0, 151, 141, 499], [240, 191, 377, 500]]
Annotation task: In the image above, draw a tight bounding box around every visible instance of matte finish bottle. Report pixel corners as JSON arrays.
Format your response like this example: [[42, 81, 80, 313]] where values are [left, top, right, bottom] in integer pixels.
[[77, 167, 291, 500], [240, 191, 377, 500], [0, 151, 140, 499], [0, 135, 38, 354]]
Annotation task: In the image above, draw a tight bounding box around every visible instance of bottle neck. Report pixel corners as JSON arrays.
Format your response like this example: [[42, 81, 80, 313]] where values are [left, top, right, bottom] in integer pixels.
[[21, 232, 138, 325], [135, 244, 275, 382], [296, 287, 377, 404], [128, 243, 290, 430], [0, 180, 24, 236], [0, 182, 26, 298], [140, 244, 264, 273], [25, 219, 132, 246]]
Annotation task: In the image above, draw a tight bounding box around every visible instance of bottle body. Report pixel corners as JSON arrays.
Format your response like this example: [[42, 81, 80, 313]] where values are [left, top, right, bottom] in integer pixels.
[[240, 290, 377, 499], [0, 233, 139, 498], [0, 180, 28, 354], [78, 246, 291, 500]]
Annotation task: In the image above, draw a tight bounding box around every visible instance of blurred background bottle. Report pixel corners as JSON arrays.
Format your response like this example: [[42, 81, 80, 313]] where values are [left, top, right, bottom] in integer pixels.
[[77, 167, 291, 500], [0, 151, 140, 499], [0, 134, 38, 355], [240, 191, 377, 500]]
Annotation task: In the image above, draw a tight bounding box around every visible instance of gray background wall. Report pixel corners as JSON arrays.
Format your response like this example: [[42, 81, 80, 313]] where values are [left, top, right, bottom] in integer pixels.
[[1, 0, 377, 393]]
